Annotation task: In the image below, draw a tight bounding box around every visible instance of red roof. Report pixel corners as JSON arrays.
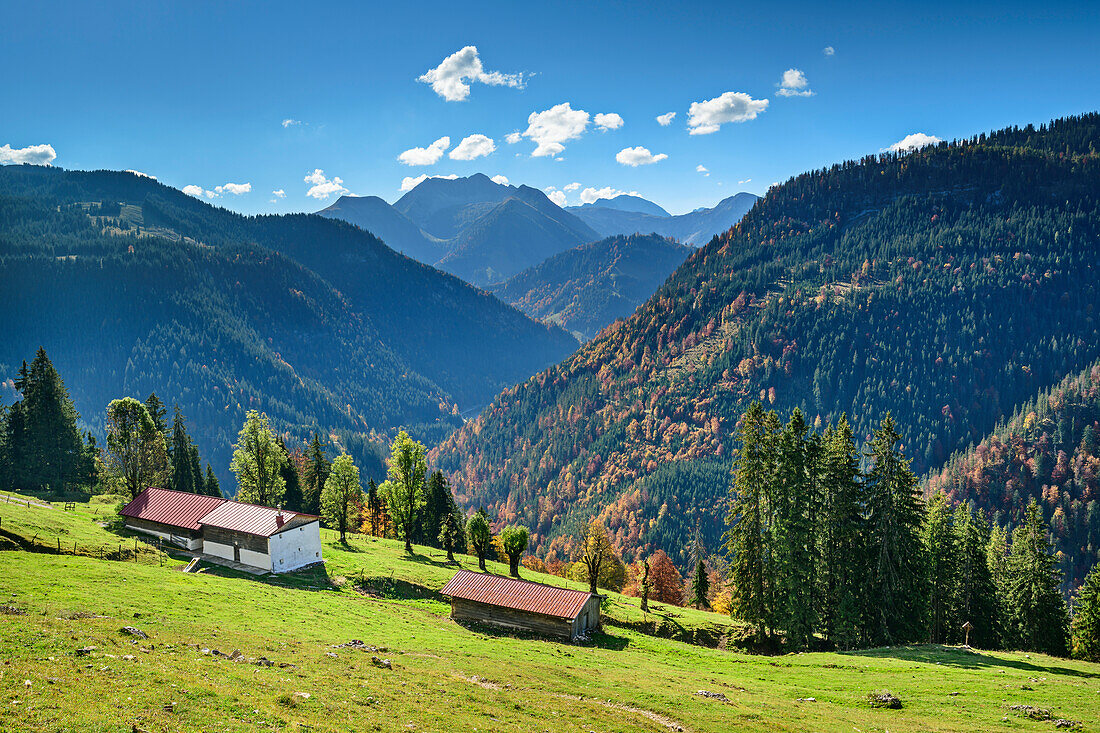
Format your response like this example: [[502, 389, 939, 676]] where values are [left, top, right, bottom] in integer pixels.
[[119, 488, 226, 531], [440, 569, 595, 620], [197, 500, 315, 537]]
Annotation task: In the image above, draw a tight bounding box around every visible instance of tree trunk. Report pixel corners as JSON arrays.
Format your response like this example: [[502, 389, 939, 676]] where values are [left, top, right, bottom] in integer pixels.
[[405, 535, 413, 554], [478, 554, 486, 571], [510, 556, 520, 577], [446, 546, 454, 563]]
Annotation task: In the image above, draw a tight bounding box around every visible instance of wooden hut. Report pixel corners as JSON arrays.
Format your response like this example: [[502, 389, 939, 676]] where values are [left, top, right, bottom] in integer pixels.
[[441, 569, 601, 640]]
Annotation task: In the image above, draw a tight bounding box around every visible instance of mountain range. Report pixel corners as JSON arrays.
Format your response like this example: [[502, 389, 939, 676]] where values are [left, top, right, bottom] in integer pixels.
[[491, 234, 692, 342], [319, 174, 599, 286], [430, 114, 1100, 573], [566, 192, 759, 245], [0, 165, 577, 485], [318, 175, 759, 286]]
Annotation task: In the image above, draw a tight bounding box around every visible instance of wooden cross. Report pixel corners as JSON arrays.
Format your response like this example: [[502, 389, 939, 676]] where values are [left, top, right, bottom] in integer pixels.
[[961, 621, 974, 647]]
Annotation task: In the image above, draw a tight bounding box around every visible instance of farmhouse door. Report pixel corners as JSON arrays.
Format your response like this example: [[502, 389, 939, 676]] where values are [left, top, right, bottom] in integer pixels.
[[234, 543, 240, 562]]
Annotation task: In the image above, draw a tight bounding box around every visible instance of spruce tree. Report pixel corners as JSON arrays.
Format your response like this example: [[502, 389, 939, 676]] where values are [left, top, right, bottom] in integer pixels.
[[422, 470, 456, 549], [169, 407, 195, 494], [278, 437, 304, 512], [690, 557, 710, 609], [773, 408, 816, 650], [144, 393, 168, 439], [924, 493, 957, 644], [1072, 564, 1100, 661], [818, 415, 866, 649], [366, 478, 382, 535], [724, 401, 773, 641], [204, 464, 221, 497], [439, 511, 461, 563], [952, 503, 1000, 648], [302, 434, 329, 516], [864, 414, 927, 645], [1007, 499, 1070, 655], [22, 349, 85, 492]]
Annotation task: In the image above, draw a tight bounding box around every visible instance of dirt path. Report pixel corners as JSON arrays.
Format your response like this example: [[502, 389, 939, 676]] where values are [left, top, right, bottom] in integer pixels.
[[1, 493, 53, 510], [553, 693, 687, 732], [455, 675, 688, 731]]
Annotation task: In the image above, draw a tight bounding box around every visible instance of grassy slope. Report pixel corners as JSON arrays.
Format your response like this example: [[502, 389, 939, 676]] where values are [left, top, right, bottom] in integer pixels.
[[2, 496, 1100, 732]]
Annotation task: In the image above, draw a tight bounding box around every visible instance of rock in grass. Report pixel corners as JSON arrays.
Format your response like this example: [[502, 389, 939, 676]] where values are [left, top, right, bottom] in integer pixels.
[[370, 656, 392, 669], [75, 646, 97, 656], [120, 626, 148, 639], [1009, 704, 1052, 721], [694, 690, 730, 702], [1054, 720, 1082, 730], [867, 690, 902, 709]]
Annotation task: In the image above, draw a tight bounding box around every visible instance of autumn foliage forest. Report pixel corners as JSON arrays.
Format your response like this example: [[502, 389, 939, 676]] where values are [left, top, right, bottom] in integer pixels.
[[431, 114, 1100, 578]]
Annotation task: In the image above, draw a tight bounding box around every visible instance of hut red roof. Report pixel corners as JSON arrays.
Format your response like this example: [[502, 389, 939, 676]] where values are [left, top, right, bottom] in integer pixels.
[[197, 501, 315, 537], [119, 488, 225, 531], [440, 569, 595, 620]]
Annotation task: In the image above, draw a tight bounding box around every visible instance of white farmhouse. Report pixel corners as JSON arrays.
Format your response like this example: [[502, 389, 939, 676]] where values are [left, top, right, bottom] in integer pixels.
[[120, 487, 323, 573]]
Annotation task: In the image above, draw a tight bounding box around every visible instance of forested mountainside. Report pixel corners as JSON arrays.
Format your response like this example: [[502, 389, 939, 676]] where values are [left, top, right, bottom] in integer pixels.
[[432, 113, 1100, 568], [567, 192, 759, 244], [927, 360, 1100, 592], [319, 174, 600, 286], [490, 234, 692, 342], [0, 166, 576, 486]]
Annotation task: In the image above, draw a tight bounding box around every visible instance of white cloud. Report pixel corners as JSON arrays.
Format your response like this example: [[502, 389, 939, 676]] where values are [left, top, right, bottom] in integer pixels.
[[579, 186, 638, 204], [282, 118, 303, 128], [417, 46, 525, 102], [522, 102, 590, 157], [615, 146, 668, 167], [399, 173, 459, 192], [215, 182, 251, 195], [272, 189, 286, 198], [449, 134, 496, 160], [182, 185, 205, 198], [823, 46, 836, 56], [594, 112, 624, 131], [490, 174, 509, 185], [303, 169, 349, 199], [656, 112, 676, 126], [398, 136, 451, 166], [546, 189, 567, 207], [125, 170, 156, 180], [777, 68, 814, 97], [887, 132, 942, 152], [696, 165, 709, 176], [738, 178, 752, 185], [0, 143, 57, 166], [687, 92, 769, 135], [563, 182, 581, 191], [505, 131, 522, 144]]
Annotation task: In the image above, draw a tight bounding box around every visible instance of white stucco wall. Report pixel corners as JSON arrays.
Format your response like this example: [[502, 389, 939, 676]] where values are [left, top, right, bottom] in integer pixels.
[[269, 521, 322, 573], [203, 540, 235, 561], [239, 547, 272, 571]]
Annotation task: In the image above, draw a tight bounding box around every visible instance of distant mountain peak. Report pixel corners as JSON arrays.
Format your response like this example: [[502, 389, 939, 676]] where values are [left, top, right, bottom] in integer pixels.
[[575, 194, 671, 218]]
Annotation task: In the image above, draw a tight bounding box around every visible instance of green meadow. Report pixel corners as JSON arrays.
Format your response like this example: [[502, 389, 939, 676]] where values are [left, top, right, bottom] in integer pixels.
[[2, 493, 1099, 732]]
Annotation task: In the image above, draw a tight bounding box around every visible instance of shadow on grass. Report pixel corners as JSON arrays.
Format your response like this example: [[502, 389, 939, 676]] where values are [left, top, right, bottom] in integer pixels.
[[847, 645, 1100, 679]]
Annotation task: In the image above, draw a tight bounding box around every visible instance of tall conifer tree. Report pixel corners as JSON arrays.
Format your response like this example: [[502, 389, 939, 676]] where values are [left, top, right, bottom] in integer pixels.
[[724, 401, 773, 641], [1006, 499, 1070, 655], [864, 414, 927, 645]]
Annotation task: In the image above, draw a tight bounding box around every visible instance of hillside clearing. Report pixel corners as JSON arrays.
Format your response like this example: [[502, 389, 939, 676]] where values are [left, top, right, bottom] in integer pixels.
[[2, 496, 1100, 731]]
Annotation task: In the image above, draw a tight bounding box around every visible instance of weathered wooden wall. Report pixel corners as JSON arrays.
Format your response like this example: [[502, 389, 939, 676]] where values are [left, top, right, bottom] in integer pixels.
[[451, 599, 575, 639], [202, 526, 269, 553]]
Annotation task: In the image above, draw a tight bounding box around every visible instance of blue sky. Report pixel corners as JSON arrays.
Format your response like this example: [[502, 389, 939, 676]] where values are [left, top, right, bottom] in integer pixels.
[[2, 0, 1098, 215]]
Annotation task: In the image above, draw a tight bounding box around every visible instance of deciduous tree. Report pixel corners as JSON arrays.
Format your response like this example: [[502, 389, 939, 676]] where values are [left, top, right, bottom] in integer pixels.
[[321, 454, 363, 543], [105, 397, 169, 499], [380, 430, 427, 554], [500, 525, 530, 577], [230, 410, 287, 507]]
